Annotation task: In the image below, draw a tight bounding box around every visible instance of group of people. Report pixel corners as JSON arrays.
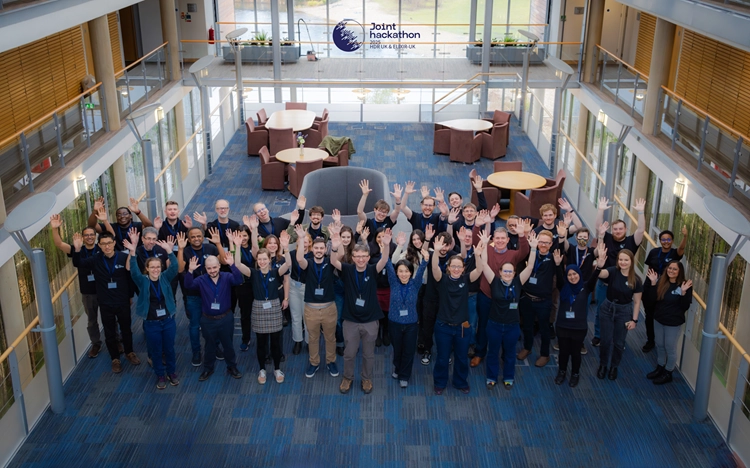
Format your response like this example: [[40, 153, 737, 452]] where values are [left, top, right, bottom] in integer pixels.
[[50, 170, 692, 393]]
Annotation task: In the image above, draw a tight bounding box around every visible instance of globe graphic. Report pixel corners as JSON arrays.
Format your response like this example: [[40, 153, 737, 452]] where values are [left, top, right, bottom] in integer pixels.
[[333, 20, 361, 52]]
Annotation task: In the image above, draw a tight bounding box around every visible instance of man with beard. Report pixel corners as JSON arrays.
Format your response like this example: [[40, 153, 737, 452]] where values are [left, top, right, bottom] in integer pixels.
[[88, 197, 152, 251]]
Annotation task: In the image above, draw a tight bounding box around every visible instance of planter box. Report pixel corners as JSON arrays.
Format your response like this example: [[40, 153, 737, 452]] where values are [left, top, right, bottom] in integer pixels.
[[222, 45, 300, 64], [466, 45, 545, 65]]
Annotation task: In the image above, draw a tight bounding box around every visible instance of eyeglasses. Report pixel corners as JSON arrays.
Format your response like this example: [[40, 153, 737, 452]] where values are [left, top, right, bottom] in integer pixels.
[[448, 265, 463, 270], [255, 207, 268, 213], [99, 242, 114, 247], [82, 233, 96, 237], [353, 255, 369, 259], [660, 237, 673, 242], [501, 270, 514, 274], [216, 207, 229, 211], [537, 241, 552, 245], [576, 237, 588, 241]]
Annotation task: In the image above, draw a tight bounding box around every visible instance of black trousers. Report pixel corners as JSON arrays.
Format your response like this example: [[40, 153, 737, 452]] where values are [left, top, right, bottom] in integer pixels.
[[556, 327, 587, 374], [418, 298, 439, 353], [236, 285, 254, 344], [100, 303, 133, 360], [257, 330, 283, 370]]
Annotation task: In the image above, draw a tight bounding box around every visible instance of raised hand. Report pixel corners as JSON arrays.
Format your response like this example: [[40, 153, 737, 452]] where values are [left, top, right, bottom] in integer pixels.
[[331, 232, 342, 251], [361, 226, 370, 242], [476, 210, 489, 226], [438, 200, 449, 217], [152, 216, 163, 230], [297, 195, 307, 210], [596, 245, 607, 268], [156, 240, 174, 253], [420, 185, 430, 199], [433, 187, 445, 201], [176, 232, 187, 250], [207, 227, 221, 245], [522, 217, 533, 233], [93, 196, 105, 212], [563, 211, 573, 227], [527, 231, 538, 250], [391, 183, 403, 202], [128, 197, 140, 214], [359, 179, 371, 195], [490, 203, 501, 219], [424, 223, 435, 241], [95, 207, 109, 222], [123, 238, 136, 254], [681, 225, 688, 237], [279, 231, 291, 250], [193, 211, 207, 225], [404, 181, 416, 195], [646, 268, 658, 286], [128, 228, 140, 246], [72, 232, 83, 251], [392, 231, 405, 248], [165, 235, 176, 251], [290, 209, 300, 226], [458, 226, 468, 242], [472, 174, 484, 192], [356, 219, 364, 235], [188, 256, 199, 273], [598, 221, 609, 237], [633, 198, 646, 212], [598, 197, 611, 211], [558, 198, 573, 212], [225, 229, 237, 247], [448, 207, 460, 224], [294, 224, 307, 244], [328, 221, 342, 236], [553, 249, 563, 265], [331, 209, 341, 224], [380, 228, 392, 246], [224, 250, 235, 266], [182, 215, 193, 228], [556, 220, 568, 239], [433, 235, 445, 253], [478, 229, 491, 246], [50, 214, 63, 229], [681, 280, 693, 294]]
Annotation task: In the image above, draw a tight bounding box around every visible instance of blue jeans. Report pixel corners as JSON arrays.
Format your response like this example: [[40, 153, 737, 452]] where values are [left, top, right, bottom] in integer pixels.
[[143, 316, 176, 377], [474, 292, 492, 357], [485, 321, 521, 384], [199, 313, 237, 372], [185, 295, 203, 354], [433, 321, 470, 390], [520, 296, 552, 357], [389, 321, 418, 381], [599, 300, 631, 368], [594, 280, 608, 338], [468, 293, 478, 347]]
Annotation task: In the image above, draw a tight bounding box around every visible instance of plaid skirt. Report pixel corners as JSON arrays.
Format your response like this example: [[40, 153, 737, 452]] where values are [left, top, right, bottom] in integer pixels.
[[252, 298, 283, 334]]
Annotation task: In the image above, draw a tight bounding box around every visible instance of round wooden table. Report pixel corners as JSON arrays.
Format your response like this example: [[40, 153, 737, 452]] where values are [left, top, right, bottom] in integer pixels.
[[486, 171, 548, 220], [266, 110, 317, 132], [275, 147, 329, 164], [437, 119, 493, 132]]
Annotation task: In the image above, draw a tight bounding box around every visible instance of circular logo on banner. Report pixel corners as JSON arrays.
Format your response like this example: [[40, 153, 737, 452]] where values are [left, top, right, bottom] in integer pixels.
[[333, 20, 362, 52]]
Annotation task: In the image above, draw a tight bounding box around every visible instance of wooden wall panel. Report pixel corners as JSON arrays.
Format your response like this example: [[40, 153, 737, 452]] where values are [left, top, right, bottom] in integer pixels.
[[634, 12, 656, 75], [108, 12, 124, 74], [0, 27, 87, 144], [675, 29, 750, 137]]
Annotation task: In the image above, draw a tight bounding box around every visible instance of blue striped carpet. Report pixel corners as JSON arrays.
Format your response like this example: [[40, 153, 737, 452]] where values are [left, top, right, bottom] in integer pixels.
[[8, 122, 736, 467]]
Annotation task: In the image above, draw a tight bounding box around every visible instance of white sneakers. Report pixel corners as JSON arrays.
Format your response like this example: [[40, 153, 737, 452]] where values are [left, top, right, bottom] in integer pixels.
[[258, 369, 267, 385], [274, 369, 285, 383]]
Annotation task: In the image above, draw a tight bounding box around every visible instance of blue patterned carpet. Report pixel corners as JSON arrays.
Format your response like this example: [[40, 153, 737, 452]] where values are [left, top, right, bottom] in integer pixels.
[[8, 122, 736, 468]]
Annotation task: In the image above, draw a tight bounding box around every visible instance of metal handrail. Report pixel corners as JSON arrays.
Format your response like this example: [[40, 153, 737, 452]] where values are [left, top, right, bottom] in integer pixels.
[[114, 42, 169, 79], [434, 72, 519, 105], [660, 86, 748, 142], [595, 44, 649, 81], [719, 323, 750, 365], [0, 270, 79, 365], [0, 83, 103, 150]]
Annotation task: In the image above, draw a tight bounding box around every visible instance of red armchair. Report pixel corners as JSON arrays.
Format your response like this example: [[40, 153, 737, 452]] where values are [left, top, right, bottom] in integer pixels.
[[483, 110, 511, 146], [305, 119, 328, 149], [322, 142, 349, 167], [260, 146, 286, 191], [288, 159, 323, 197], [285, 102, 307, 110], [269, 127, 295, 156], [449, 128, 481, 164], [257, 108, 268, 126], [313, 108, 328, 129], [514, 182, 560, 218], [433, 124, 450, 155], [544, 169, 567, 204], [481, 122, 509, 160], [245, 119, 268, 157]]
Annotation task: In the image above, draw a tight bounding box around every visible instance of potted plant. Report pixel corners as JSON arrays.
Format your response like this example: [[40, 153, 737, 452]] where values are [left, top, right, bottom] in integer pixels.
[[222, 30, 300, 64], [465, 34, 545, 65]]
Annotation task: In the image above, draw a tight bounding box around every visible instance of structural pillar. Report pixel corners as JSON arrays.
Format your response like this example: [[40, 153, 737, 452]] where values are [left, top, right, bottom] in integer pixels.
[[582, 0, 605, 83], [641, 18, 676, 135], [479, 0, 493, 113], [89, 15, 129, 207]]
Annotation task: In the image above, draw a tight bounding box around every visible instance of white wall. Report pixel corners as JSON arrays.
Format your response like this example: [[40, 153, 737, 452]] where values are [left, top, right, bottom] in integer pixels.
[[177, 0, 216, 59], [601, 0, 627, 56], [547, 0, 563, 58], [138, 0, 164, 55], [560, 0, 585, 62]]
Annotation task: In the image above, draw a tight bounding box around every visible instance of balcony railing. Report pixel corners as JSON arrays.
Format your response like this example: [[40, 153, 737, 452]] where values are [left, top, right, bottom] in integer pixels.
[[115, 42, 171, 119], [595, 45, 649, 122]]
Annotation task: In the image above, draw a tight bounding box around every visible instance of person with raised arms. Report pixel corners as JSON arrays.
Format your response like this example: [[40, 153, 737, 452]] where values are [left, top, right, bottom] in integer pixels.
[[329, 228, 391, 395], [153, 200, 192, 244], [88, 197, 152, 251], [356, 179, 404, 243]]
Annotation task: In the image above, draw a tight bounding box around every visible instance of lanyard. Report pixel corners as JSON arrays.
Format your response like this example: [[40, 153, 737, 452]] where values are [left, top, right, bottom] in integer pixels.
[[260, 271, 271, 299], [420, 215, 430, 231], [217, 222, 228, 243], [241, 247, 253, 266], [150, 280, 162, 303], [261, 220, 275, 236], [313, 260, 327, 286], [82, 246, 99, 259], [504, 283, 516, 301], [398, 282, 410, 305], [576, 248, 588, 268], [354, 269, 368, 296], [103, 254, 117, 278], [532, 253, 547, 277], [116, 223, 132, 243], [210, 276, 221, 300], [657, 249, 670, 272], [142, 247, 155, 258], [165, 219, 180, 236]]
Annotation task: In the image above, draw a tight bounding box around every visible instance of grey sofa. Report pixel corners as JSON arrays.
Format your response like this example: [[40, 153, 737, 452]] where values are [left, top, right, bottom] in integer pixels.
[[294, 166, 392, 229]]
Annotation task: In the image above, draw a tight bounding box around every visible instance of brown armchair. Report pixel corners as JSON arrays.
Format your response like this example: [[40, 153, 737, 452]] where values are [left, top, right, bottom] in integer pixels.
[[470, 162, 523, 210], [449, 128, 481, 164], [288, 159, 323, 197], [322, 142, 349, 167], [245, 119, 268, 157], [260, 146, 286, 191], [433, 124, 450, 155], [481, 122, 509, 160], [269, 127, 295, 156], [544, 169, 566, 204], [483, 110, 511, 146], [514, 182, 559, 218], [313, 108, 329, 128], [257, 108, 269, 126], [285, 102, 307, 110], [305, 119, 328, 148]]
